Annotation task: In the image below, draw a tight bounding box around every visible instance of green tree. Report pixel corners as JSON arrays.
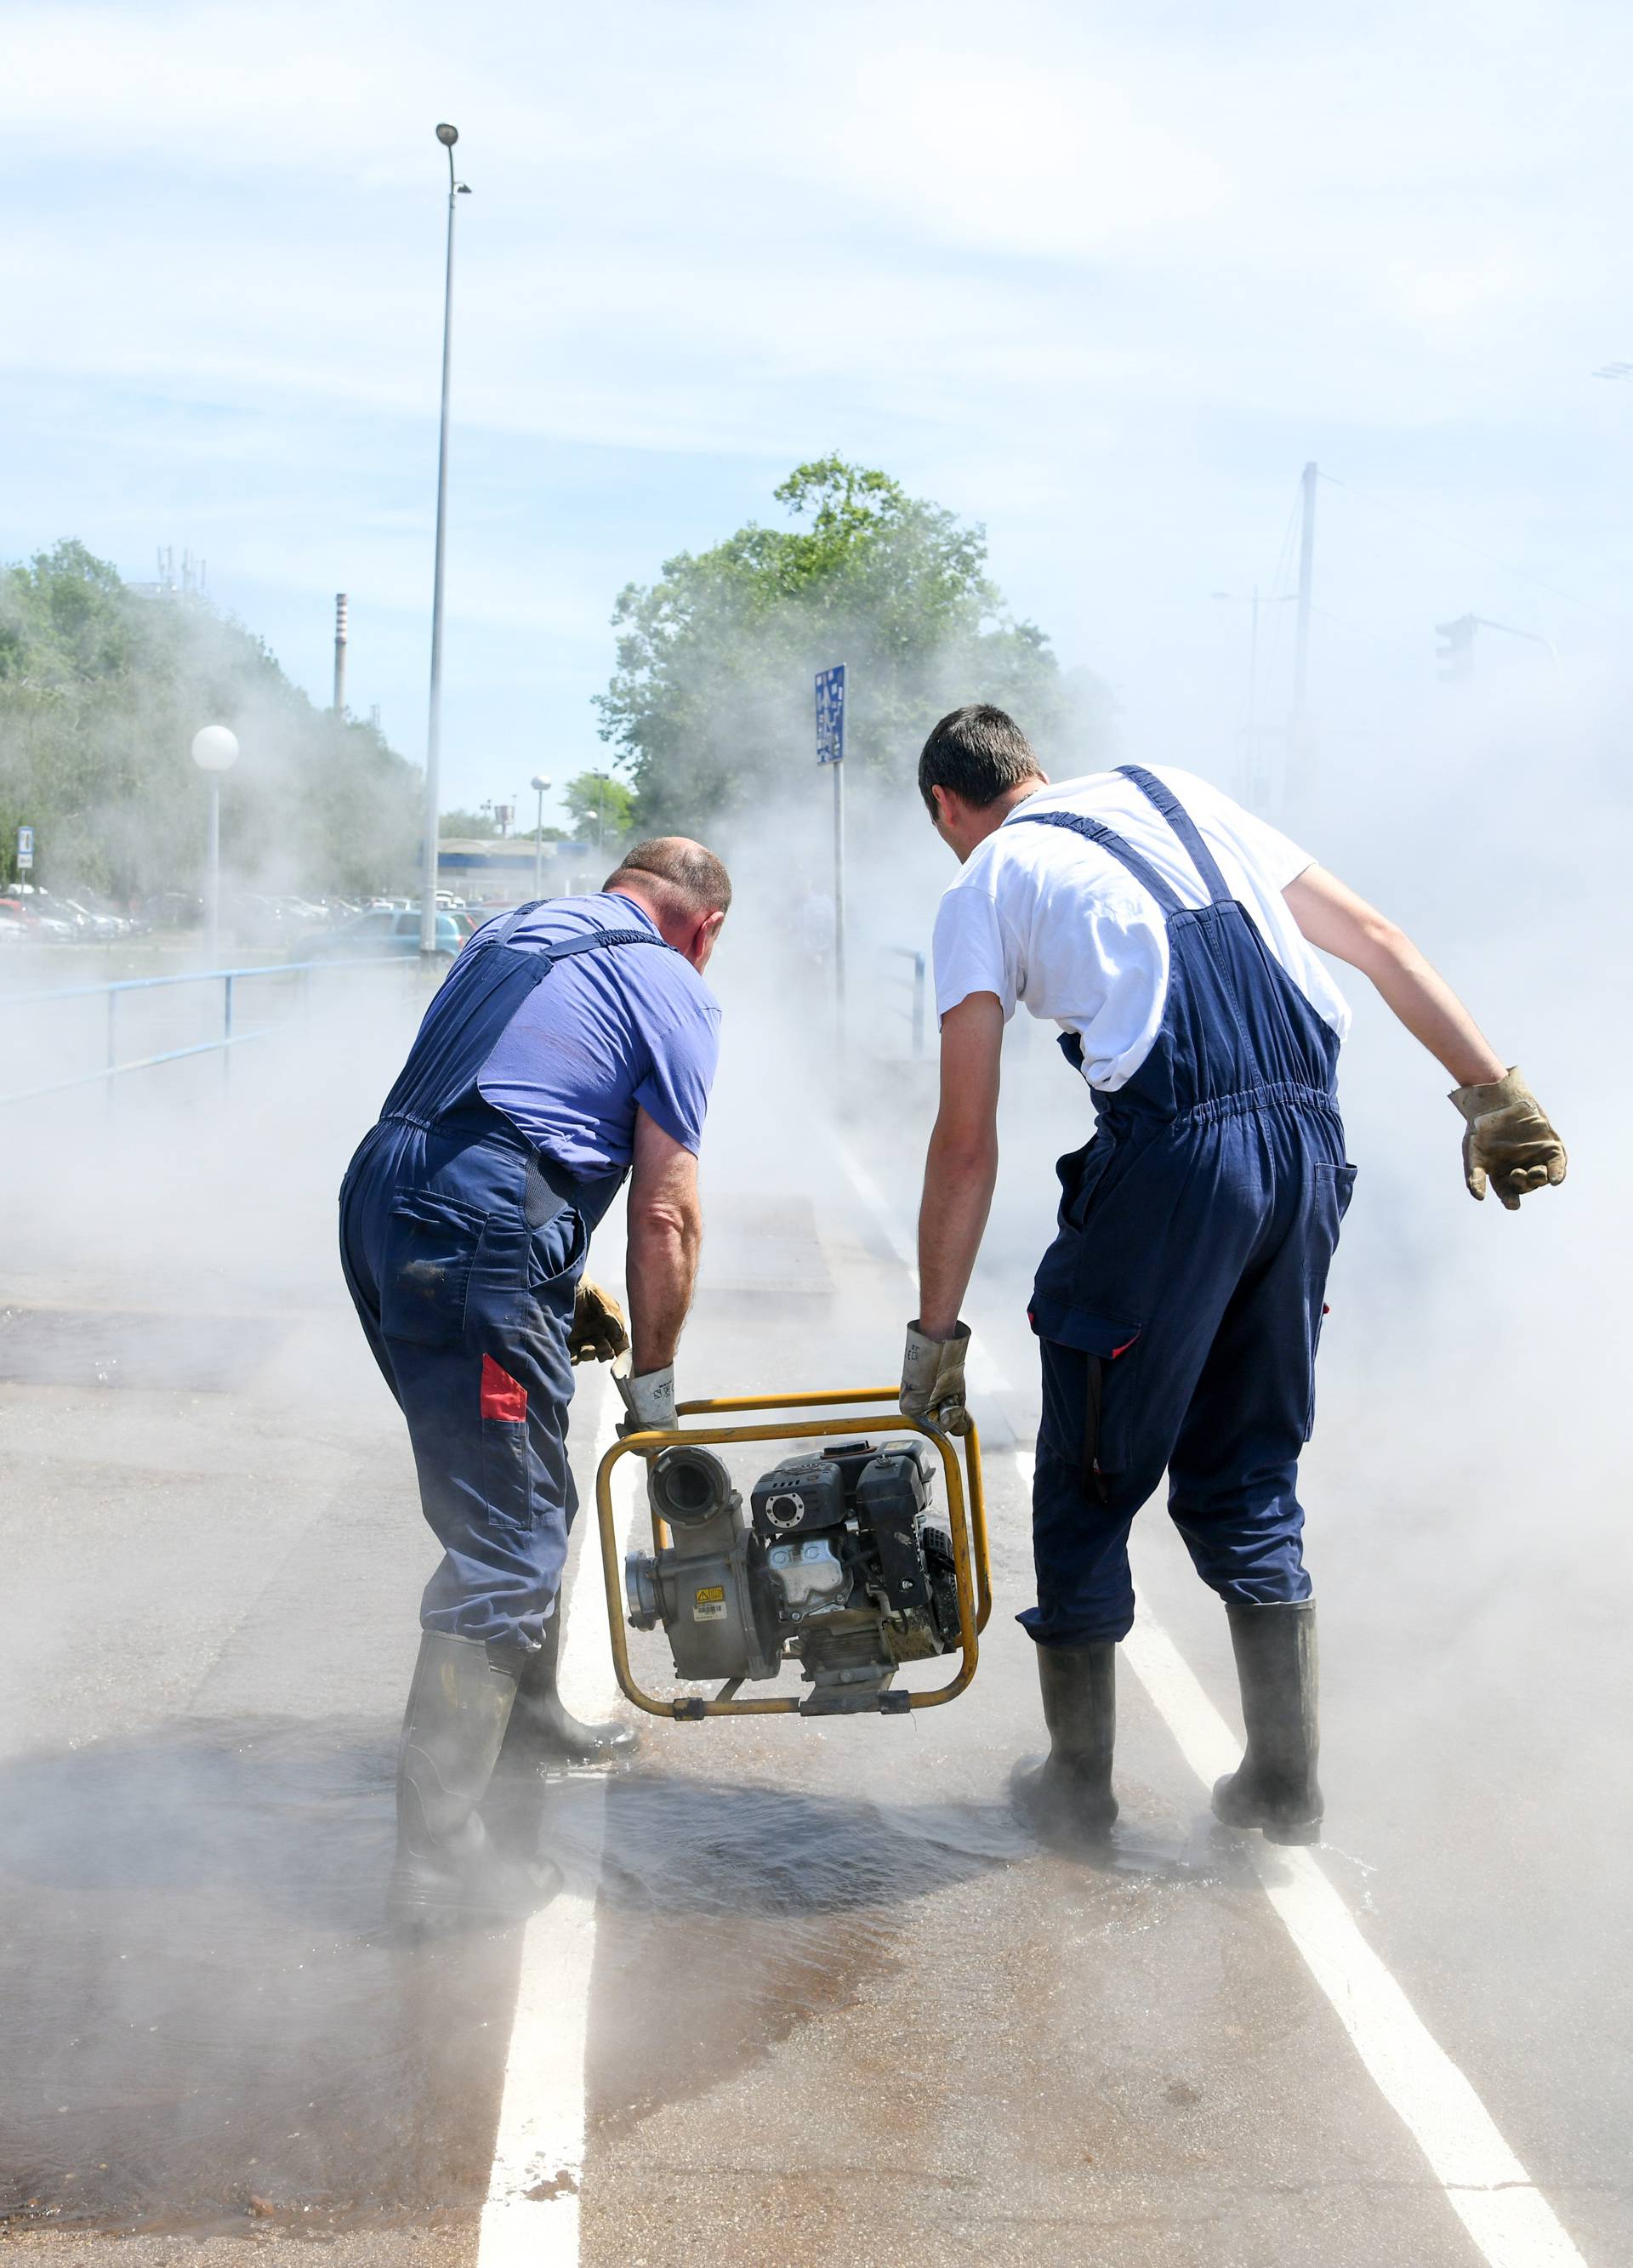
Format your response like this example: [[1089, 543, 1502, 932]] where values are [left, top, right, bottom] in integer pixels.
[[0, 540, 422, 901], [596, 457, 1111, 831], [563, 770, 634, 846], [439, 807, 502, 839]]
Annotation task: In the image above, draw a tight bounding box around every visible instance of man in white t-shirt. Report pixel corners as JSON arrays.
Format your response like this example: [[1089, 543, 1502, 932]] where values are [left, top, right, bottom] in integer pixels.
[[896, 704, 1566, 1847]]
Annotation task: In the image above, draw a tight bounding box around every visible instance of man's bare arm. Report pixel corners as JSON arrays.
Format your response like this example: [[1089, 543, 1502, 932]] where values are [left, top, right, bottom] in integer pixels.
[[625, 1107, 703, 1372], [1283, 865, 1506, 1087], [917, 993, 1004, 1339]]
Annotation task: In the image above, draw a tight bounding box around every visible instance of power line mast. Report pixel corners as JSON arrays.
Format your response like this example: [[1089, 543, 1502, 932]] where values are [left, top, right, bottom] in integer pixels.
[[333, 593, 349, 714], [1289, 460, 1317, 793]]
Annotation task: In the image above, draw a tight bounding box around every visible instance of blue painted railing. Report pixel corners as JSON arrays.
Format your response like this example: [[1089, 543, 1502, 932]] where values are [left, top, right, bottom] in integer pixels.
[[0, 957, 410, 1106]]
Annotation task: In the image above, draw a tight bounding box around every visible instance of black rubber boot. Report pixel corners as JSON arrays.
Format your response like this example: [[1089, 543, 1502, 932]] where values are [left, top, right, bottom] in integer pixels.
[[1012, 1642, 1118, 1840], [387, 1633, 564, 1934], [1211, 1600, 1323, 1845], [504, 1605, 639, 1768]]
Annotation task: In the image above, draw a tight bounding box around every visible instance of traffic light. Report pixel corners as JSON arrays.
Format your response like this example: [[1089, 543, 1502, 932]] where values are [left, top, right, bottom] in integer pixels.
[[1435, 614, 1477, 683]]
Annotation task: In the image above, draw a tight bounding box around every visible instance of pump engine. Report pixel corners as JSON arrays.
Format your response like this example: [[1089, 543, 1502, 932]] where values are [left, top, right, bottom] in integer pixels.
[[624, 1436, 962, 1714]]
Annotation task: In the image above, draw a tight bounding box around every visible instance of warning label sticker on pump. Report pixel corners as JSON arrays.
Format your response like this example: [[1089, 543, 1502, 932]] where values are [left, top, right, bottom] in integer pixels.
[[692, 1585, 726, 1622]]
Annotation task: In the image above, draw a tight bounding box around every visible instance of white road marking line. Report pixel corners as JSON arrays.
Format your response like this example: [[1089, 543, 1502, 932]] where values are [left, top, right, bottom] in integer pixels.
[[835, 1140, 1012, 1395], [477, 1382, 631, 2268], [1011, 1447, 1587, 2268]]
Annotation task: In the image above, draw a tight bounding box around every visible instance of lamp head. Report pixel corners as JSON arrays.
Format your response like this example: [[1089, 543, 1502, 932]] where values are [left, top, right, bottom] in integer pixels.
[[191, 725, 240, 772], [531, 774, 550, 793], [435, 122, 459, 146]]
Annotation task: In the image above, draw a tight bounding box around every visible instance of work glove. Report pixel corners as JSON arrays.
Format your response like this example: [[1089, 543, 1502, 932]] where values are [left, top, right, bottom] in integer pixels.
[[615, 1364, 676, 1438], [899, 1320, 972, 1436], [569, 1278, 629, 1366], [1449, 1067, 1567, 1212]]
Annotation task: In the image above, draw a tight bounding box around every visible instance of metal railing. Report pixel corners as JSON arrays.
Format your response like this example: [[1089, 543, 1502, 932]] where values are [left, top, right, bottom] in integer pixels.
[[0, 956, 413, 1106], [886, 946, 928, 1059]]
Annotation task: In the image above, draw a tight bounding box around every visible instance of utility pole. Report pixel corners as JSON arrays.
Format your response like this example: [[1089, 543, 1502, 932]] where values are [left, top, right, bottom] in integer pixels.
[[419, 123, 470, 962], [1436, 615, 1477, 683], [332, 593, 348, 714], [531, 773, 551, 900], [814, 665, 847, 1033], [1246, 584, 1260, 802], [1436, 613, 1558, 682], [1290, 460, 1317, 791]]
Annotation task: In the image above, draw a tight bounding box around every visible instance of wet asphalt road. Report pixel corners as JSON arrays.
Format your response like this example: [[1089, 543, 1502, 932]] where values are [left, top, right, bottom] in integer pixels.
[[0, 983, 1624, 2265]]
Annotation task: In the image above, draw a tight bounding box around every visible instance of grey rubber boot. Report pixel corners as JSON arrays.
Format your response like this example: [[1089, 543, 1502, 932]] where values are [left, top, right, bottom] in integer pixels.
[[1211, 1600, 1323, 1845], [1012, 1641, 1118, 1839], [504, 1604, 639, 1768], [388, 1632, 563, 1932]]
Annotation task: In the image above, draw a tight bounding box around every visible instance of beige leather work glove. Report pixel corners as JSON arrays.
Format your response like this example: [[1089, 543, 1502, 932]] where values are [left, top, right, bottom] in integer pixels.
[[569, 1278, 629, 1365], [1449, 1068, 1567, 1212], [900, 1320, 973, 1435], [615, 1364, 676, 1437]]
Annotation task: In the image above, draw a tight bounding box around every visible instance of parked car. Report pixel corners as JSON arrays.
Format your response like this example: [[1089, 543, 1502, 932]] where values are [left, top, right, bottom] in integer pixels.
[[304, 907, 465, 962], [0, 895, 77, 940], [55, 895, 132, 940], [141, 891, 204, 930]]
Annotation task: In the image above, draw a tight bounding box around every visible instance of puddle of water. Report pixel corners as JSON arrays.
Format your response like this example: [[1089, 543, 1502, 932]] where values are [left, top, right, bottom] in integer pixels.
[[0, 1708, 1243, 2234], [0, 1727, 1033, 2233]]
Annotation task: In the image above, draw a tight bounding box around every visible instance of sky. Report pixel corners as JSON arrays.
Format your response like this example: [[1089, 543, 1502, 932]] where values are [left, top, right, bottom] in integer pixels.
[[3, 0, 1630, 828]]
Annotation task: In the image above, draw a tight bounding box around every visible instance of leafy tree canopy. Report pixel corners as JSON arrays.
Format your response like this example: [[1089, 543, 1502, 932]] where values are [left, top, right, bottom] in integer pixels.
[[563, 770, 634, 844], [596, 458, 1111, 831], [0, 539, 422, 901], [439, 807, 502, 839]]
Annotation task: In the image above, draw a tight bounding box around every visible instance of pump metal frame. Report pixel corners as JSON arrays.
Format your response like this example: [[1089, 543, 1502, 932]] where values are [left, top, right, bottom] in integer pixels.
[[595, 1388, 991, 1719]]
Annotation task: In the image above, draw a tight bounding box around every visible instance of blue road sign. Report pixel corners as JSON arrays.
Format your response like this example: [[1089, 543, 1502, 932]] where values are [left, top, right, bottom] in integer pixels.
[[16, 825, 33, 871], [815, 665, 845, 765]]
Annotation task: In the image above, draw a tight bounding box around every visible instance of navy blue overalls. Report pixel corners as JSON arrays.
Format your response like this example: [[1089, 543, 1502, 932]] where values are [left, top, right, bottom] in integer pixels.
[[1012, 766, 1355, 1648], [338, 906, 665, 1651]]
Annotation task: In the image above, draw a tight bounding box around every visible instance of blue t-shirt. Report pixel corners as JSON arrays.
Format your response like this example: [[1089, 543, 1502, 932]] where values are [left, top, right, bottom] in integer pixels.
[[476, 893, 720, 1174]]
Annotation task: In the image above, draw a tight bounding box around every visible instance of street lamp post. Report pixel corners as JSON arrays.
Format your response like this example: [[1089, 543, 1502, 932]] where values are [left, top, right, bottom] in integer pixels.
[[420, 122, 470, 963], [191, 725, 240, 966], [531, 773, 551, 899]]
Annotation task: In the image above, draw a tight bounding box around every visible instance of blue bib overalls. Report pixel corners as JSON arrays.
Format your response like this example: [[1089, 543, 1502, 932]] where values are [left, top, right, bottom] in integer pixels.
[[1011, 767, 1355, 1649], [338, 907, 665, 1651]]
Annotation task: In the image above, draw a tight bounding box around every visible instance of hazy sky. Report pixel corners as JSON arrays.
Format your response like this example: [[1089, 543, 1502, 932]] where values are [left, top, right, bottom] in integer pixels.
[[4, 0, 1629, 822]]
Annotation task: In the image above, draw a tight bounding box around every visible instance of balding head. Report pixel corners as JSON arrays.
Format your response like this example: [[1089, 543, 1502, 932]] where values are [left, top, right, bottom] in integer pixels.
[[605, 836, 731, 973]]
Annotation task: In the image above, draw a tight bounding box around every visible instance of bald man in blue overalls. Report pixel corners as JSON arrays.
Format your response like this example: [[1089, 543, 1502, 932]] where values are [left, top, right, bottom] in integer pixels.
[[341, 838, 729, 1927], [899, 707, 1566, 1846]]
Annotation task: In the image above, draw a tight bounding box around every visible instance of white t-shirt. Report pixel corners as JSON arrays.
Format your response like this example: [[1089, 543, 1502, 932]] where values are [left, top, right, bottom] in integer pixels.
[[931, 766, 1351, 1092]]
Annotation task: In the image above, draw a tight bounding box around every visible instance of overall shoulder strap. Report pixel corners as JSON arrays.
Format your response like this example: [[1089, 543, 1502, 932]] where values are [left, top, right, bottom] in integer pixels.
[[1116, 765, 1233, 905], [1007, 808, 1188, 918], [539, 926, 670, 966], [484, 899, 544, 946]]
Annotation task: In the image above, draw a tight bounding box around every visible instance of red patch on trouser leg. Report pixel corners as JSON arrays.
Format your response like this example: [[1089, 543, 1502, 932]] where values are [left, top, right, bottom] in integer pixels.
[[481, 1354, 527, 1423]]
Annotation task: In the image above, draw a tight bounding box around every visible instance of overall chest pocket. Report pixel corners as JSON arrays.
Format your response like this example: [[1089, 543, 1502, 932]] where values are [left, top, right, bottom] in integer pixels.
[[379, 1191, 489, 1347]]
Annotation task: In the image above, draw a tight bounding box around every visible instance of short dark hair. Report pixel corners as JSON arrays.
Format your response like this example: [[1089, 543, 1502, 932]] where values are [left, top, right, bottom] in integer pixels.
[[918, 704, 1043, 814], [605, 835, 732, 917]]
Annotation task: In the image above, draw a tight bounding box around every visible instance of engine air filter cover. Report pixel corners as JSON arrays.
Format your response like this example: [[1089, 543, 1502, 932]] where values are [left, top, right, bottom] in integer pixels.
[[750, 1454, 847, 1537]]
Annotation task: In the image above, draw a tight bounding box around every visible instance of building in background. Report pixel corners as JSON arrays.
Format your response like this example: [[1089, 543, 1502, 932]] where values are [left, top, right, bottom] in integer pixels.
[[431, 838, 598, 904]]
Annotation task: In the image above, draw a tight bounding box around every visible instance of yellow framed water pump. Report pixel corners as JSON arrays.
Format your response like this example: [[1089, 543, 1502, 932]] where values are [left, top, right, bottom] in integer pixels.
[[595, 1388, 992, 1720]]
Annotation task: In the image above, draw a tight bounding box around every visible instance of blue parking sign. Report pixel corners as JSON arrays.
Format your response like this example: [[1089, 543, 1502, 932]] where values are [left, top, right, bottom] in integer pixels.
[[814, 665, 845, 765]]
